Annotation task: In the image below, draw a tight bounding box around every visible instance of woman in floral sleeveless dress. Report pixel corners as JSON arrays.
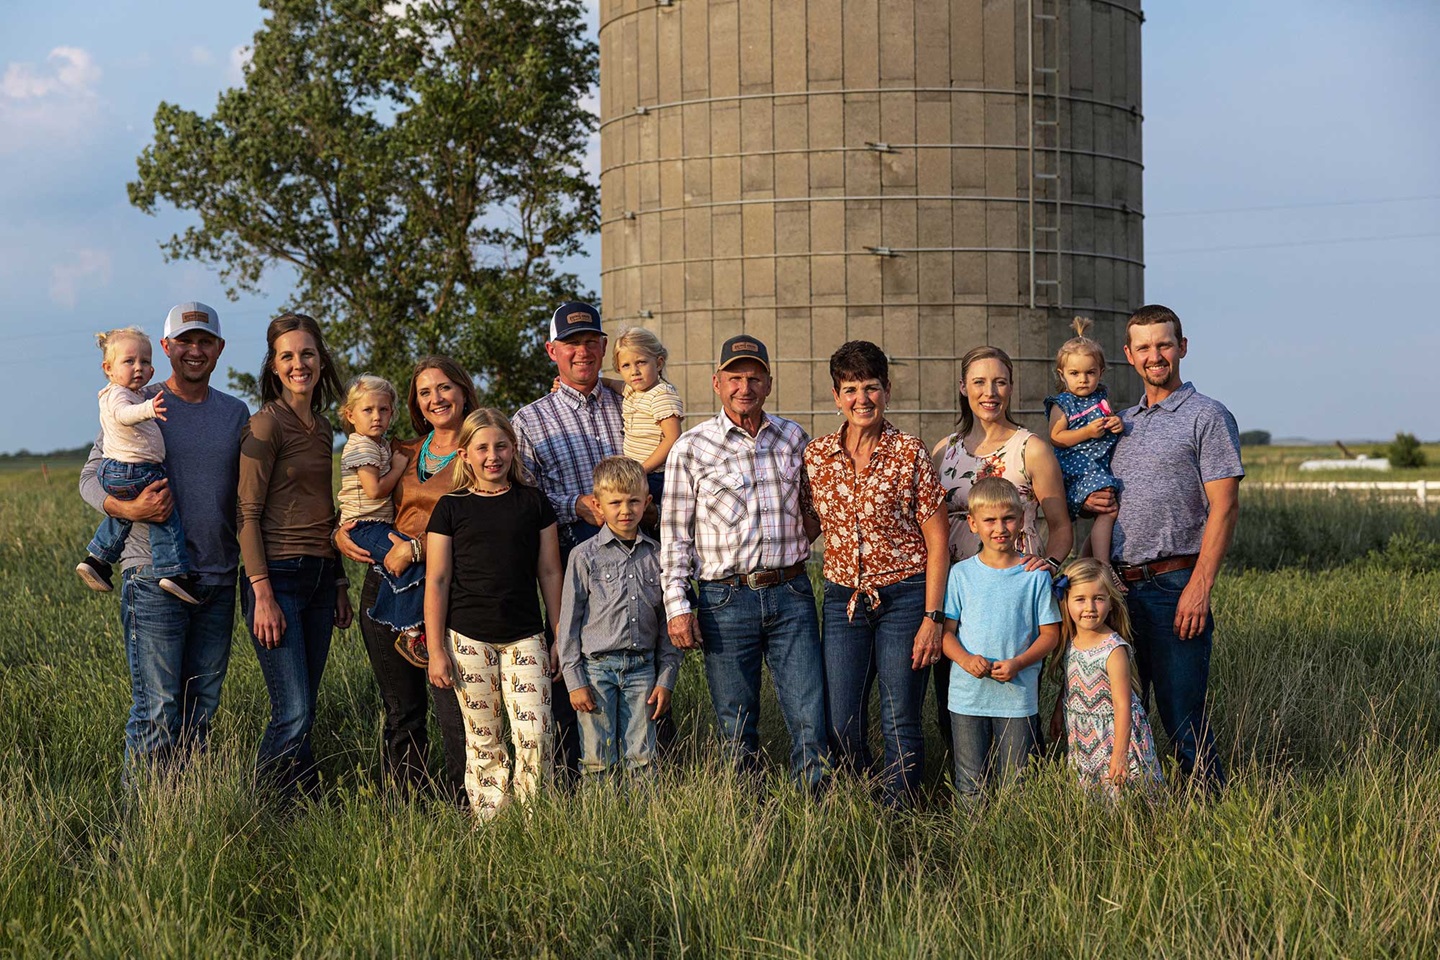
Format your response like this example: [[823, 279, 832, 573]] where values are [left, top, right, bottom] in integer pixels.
[[929, 346, 1072, 745]]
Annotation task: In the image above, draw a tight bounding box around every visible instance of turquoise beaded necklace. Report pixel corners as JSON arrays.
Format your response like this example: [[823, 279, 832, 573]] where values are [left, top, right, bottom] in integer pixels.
[[417, 431, 458, 481]]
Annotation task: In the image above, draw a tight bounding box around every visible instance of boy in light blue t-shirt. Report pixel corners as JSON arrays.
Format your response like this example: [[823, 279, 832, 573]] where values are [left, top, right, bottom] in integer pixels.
[[942, 477, 1061, 802]]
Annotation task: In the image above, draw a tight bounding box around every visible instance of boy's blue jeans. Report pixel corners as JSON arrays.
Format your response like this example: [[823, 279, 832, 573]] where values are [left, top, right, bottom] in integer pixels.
[[575, 650, 658, 776], [89, 459, 191, 578], [949, 713, 1040, 800], [346, 520, 424, 632]]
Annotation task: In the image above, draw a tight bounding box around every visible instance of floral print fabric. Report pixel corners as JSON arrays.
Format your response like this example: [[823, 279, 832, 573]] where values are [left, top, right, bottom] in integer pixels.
[[934, 427, 1042, 562], [804, 420, 945, 619]]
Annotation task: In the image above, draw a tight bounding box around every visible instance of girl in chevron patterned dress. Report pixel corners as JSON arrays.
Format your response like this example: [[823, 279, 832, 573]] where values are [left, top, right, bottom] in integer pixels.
[[1052, 558, 1162, 797]]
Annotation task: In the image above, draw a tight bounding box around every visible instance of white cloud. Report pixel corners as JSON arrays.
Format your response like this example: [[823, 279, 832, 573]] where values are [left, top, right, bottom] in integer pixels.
[[1, 46, 99, 99], [188, 45, 215, 66], [50, 248, 113, 309], [0, 46, 102, 153], [226, 44, 252, 85]]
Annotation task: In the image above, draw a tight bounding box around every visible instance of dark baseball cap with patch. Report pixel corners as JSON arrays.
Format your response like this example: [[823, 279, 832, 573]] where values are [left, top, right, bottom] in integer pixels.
[[549, 301, 604, 341], [716, 334, 770, 373]]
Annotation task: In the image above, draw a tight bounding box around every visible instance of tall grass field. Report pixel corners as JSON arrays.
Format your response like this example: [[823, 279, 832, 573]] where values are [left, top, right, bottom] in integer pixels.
[[2, 468, 1439, 957]]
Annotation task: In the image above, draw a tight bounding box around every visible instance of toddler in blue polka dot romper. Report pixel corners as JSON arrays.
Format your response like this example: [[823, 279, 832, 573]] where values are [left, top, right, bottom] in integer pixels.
[[1044, 318, 1126, 588]]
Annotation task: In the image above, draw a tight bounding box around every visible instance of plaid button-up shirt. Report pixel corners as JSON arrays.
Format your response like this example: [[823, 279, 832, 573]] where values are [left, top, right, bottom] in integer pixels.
[[512, 382, 624, 526], [660, 410, 814, 620]]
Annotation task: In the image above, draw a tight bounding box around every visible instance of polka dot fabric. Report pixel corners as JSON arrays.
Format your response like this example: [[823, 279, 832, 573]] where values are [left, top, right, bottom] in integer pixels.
[[1044, 386, 1120, 519]]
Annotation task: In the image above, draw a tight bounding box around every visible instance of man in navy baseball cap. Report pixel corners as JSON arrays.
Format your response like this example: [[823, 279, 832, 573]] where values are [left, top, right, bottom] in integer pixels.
[[549, 301, 604, 342]]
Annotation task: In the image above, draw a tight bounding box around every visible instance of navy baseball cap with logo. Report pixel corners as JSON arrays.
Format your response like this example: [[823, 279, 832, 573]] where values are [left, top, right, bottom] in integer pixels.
[[716, 334, 770, 373], [549, 301, 604, 341], [163, 301, 222, 339]]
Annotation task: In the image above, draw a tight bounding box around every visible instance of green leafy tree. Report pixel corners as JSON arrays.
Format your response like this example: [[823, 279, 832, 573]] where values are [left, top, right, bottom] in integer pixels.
[[1239, 429, 1271, 446], [128, 0, 597, 422], [1387, 432, 1427, 468]]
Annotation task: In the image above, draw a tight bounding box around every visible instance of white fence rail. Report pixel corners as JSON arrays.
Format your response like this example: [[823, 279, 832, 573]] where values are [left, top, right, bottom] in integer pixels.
[[1252, 481, 1438, 506]]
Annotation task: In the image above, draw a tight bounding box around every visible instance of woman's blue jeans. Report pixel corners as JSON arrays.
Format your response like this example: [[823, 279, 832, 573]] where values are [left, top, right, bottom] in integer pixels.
[[242, 555, 336, 797], [822, 573, 929, 805]]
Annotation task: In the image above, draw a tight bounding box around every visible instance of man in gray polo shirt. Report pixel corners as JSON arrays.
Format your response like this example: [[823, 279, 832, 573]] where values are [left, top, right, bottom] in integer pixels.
[[79, 302, 249, 784], [1085, 304, 1242, 788]]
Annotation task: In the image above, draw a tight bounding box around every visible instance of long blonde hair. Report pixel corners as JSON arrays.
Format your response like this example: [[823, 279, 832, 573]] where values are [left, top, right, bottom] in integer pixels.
[[1058, 557, 1140, 693], [1054, 317, 1107, 391], [451, 408, 534, 490]]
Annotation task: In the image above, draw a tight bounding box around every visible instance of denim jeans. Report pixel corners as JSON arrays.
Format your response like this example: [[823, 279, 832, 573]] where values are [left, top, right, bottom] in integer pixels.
[[90, 459, 190, 577], [242, 556, 336, 797], [576, 651, 658, 777], [358, 568, 466, 800], [695, 575, 829, 788], [347, 520, 424, 632], [1125, 566, 1226, 788], [119, 568, 235, 784], [823, 573, 929, 805], [949, 713, 1040, 799]]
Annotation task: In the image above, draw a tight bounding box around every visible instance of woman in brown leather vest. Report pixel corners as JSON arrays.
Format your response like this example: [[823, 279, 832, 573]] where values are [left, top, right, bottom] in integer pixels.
[[338, 355, 478, 800]]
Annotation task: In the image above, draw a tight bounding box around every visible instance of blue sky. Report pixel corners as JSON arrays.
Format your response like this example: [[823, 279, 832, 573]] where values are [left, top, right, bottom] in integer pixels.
[[2, 0, 1436, 453]]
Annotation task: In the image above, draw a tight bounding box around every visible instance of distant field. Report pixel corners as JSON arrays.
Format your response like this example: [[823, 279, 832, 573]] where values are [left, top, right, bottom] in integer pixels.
[[2, 468, 1439, 957], [1241, 442, 1440, 483]]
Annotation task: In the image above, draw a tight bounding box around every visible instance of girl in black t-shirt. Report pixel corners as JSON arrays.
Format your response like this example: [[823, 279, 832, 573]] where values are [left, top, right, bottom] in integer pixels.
[[424, 408, 562, 819]]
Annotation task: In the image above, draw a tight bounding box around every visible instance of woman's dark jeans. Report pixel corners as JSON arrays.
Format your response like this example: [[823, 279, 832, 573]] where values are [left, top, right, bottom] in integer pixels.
[[358, 568, 466, 800], [242, 555, 335, 798], [823, 573, 929, 805]]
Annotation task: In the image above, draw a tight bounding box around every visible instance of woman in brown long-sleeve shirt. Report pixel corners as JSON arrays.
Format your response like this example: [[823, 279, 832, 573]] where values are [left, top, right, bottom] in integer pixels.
[[239, 313, 350, 797]]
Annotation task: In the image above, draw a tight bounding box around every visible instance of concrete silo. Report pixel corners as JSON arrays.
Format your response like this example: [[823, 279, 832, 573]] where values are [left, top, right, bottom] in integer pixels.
[[598, 0, 1144, 443]]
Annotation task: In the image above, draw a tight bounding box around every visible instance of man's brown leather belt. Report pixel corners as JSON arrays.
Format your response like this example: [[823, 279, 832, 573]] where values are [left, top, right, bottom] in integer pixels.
[[1117, 554, 1199, 583], [709, 561, 808, 590]]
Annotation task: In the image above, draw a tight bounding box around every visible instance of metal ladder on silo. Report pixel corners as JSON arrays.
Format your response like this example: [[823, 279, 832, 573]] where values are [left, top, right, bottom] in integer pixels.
[[1027, 0, 1063, 310]]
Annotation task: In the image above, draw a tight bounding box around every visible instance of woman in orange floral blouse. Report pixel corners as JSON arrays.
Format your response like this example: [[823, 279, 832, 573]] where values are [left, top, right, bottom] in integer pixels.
[[929, 345, 1073, 747], [804, 340, 949, 807]]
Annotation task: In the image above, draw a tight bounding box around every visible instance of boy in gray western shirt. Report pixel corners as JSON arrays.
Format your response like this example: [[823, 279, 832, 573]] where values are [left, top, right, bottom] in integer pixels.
[[556, 458, 681, 777]]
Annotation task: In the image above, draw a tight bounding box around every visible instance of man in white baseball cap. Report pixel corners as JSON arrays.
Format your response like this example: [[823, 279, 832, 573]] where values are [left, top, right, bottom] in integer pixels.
[[79, 300, 250, 786]]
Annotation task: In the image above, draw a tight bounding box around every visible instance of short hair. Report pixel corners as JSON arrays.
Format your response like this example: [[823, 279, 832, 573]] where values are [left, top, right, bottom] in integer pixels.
[[829, 340, 890, 391], [592, 456, 647, 497], [406, 355, 480, 435], [612, 326, 669, 377], [967, 476, 1023, 515], [95, 327, 149, 364], [339, 374, 400, 434], [1054, 317, 1107, 390], [451, 408, 533, 490], [1126, 304, 1183, 345]]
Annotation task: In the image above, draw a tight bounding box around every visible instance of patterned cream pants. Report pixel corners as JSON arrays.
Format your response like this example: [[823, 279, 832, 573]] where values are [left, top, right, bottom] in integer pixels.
[[446, 630, 552, 819]]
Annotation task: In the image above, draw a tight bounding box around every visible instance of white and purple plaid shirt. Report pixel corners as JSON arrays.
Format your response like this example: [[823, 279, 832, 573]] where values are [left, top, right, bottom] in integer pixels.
[[660, 410, 814, 620], [512, 382, 624, 526]]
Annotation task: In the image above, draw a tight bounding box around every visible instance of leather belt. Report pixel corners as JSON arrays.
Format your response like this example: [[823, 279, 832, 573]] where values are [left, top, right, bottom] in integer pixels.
[[709, 561, 808, 590], [1117, 554, 1199, 583]]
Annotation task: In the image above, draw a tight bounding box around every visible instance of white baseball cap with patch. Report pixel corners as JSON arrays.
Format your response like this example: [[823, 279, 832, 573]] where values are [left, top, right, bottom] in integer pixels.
[[163, 301, 222, 340]]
